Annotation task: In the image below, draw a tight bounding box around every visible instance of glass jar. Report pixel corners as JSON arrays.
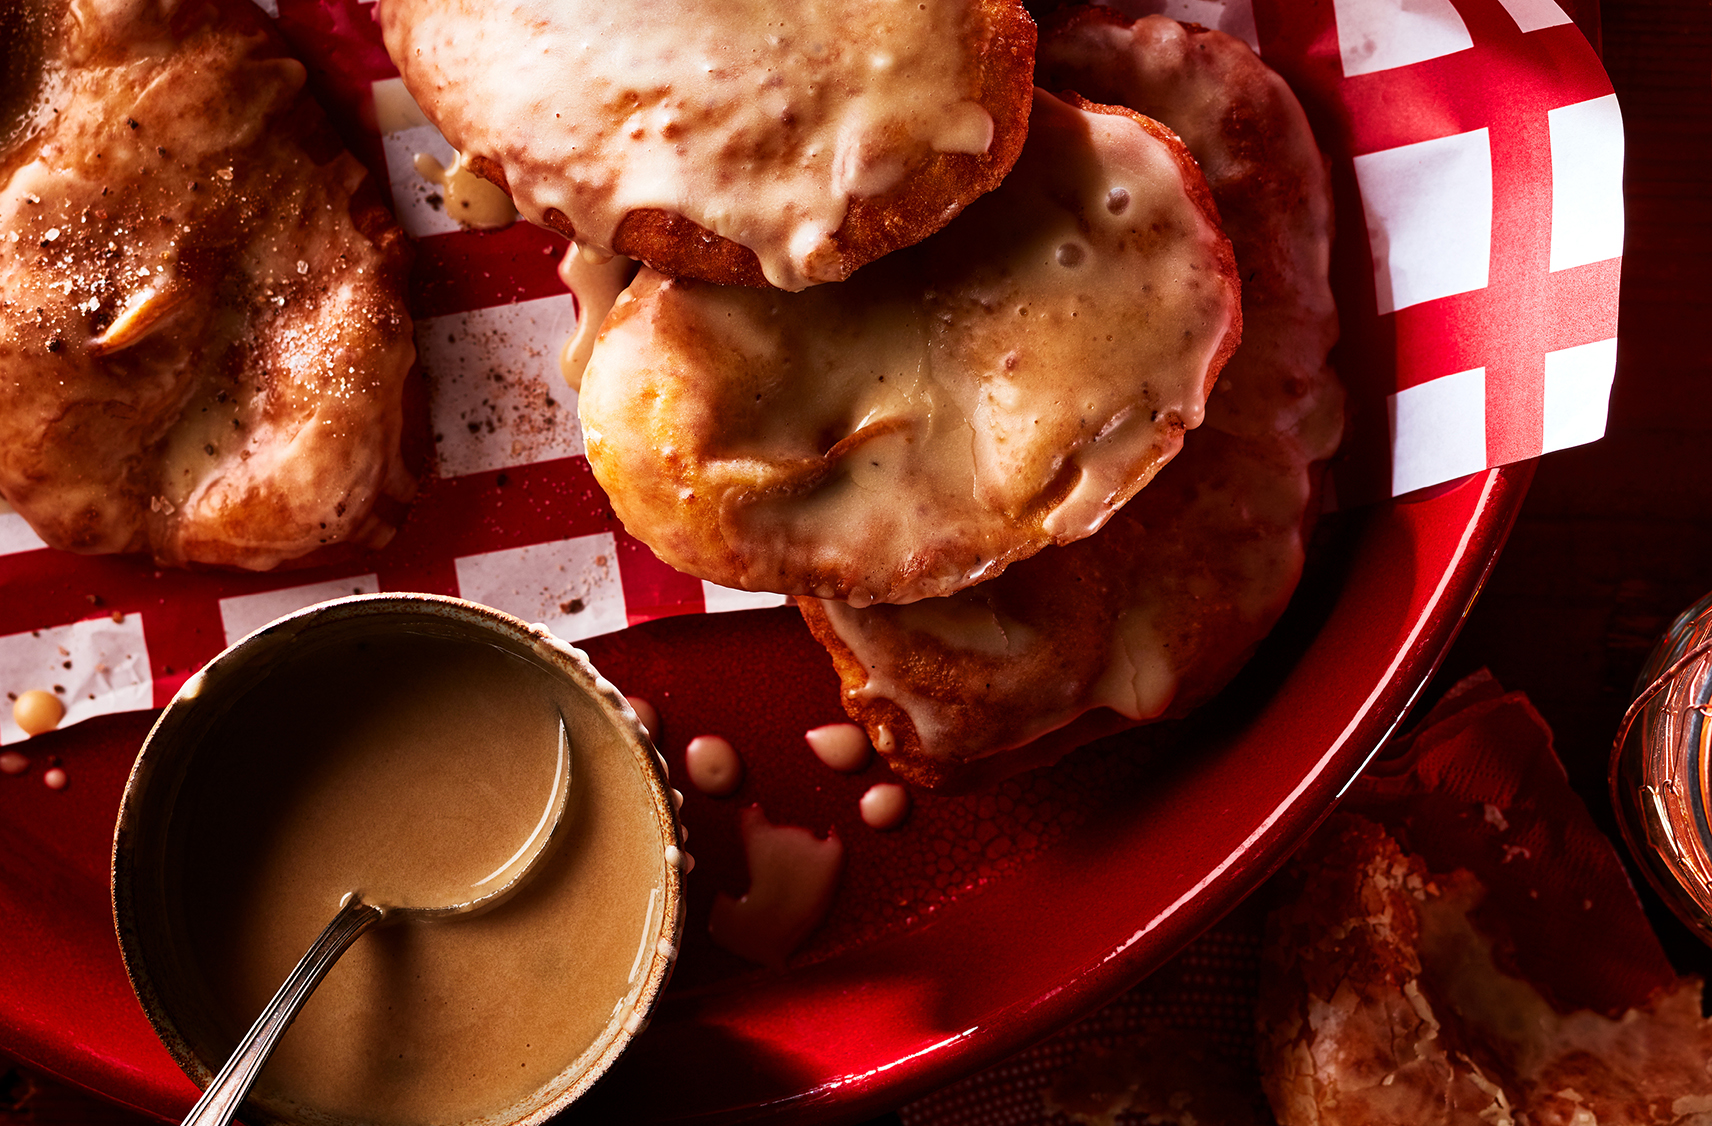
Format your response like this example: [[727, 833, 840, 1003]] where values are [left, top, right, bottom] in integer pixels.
[[1611, 590, 1712, 945]]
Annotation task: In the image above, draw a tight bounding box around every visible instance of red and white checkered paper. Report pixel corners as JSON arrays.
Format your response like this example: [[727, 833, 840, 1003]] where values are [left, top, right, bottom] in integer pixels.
[[0, 0, 1621, 743]]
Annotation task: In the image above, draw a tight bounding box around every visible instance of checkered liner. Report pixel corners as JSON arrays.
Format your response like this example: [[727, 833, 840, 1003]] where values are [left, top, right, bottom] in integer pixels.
[[0, 0, 1620, 744]]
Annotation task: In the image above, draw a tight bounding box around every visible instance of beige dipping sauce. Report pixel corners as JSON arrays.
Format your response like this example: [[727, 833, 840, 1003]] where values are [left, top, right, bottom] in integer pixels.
[[170, 633, 665, 1125]]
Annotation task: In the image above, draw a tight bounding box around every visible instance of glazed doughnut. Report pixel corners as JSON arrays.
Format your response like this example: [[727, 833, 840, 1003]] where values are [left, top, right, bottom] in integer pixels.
[[379, 0, 1038, 292], [1262, 816, 1712, 1126], [1038, 7, 1341, 456], [797, 13, 1343, 788], [579, 88, 1241, 607], [0, 0, 415, 570]]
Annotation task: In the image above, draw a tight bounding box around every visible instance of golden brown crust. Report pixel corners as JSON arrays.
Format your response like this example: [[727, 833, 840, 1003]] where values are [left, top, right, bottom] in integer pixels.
[[799, 436, 1325, 789], [1259, 816, 1507, 1126], [610, 207, 771, 289], [798, 551, 1140, 793]]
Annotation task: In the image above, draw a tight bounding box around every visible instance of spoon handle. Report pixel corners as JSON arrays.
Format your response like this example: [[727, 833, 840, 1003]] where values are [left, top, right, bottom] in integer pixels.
[[183, 894, 384, 1126]]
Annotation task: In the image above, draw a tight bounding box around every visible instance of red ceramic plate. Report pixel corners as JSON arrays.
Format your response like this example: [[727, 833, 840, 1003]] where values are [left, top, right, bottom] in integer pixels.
[[0, 0, 1615, 1111], [0, 459, 1531, 1123]]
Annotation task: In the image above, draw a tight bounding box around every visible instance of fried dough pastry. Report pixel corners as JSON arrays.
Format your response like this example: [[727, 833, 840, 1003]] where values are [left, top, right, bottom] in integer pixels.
[[798, 14, 1342, 788], [379, 0, 1036, 291], [0, 0, 414, 570], [1261, 815, 1712, 1126], [581, 88, 1241, 608]]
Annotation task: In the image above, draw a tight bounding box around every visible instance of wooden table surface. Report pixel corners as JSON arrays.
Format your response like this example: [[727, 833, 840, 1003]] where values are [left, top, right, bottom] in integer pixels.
[[5, 0, 1708, 1121]]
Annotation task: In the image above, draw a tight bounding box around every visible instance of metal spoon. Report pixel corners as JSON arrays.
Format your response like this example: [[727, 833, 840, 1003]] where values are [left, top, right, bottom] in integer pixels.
[[181, 714, 574, 1126]]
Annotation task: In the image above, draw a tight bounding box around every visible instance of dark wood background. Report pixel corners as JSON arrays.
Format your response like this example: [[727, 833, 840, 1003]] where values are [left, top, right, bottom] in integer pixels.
[[1423, 0, 1712, 980], [4, 0, 1709, 1120]]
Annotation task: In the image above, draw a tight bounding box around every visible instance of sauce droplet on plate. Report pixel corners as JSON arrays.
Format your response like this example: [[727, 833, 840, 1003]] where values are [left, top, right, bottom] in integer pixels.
[[686, 734, 742, 796], [13, 689, 64, 735], [804, 723, 871, 773], [412, 151, 517, 230], [859, 783, 910, 830], [708, 805, 842, 968]]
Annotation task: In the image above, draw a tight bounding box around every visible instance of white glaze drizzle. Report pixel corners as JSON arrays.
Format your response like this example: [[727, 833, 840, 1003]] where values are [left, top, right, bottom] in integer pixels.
[[859, 782, 910, 830], [558, 244, 636, 392], [831, 595, 1076, 754], [382, 0, 999, 290], [579, 90, 1238, 605], [412, 151, 517, 229], [810, 18, 1345, 772]]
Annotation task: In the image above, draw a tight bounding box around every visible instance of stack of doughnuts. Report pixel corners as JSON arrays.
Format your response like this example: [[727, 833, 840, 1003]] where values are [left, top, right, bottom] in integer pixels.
[[800, 12, 1344, 787], [382, 1, 1343, 788]]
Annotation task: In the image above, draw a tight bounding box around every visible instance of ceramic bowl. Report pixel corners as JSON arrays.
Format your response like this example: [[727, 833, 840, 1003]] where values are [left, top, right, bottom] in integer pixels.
[[112, 593, 685, 1126]]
